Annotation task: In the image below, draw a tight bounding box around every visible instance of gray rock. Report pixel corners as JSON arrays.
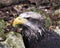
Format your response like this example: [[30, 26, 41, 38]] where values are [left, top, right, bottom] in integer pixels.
[[0, 31, 25, 48], [0, 0, 25, 7]]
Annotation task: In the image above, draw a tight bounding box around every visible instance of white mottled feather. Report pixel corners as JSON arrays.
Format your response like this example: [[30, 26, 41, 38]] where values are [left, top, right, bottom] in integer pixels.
[[20, 12, 44, 20]]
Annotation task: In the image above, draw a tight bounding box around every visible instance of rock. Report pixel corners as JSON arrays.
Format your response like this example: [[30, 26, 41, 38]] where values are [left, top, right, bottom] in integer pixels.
[[0, 0, 25, 7], [0, 0, 13, 6], [0, 31, 25, 48], [29, 0, 60, 6], [0, 0, 60, 7]]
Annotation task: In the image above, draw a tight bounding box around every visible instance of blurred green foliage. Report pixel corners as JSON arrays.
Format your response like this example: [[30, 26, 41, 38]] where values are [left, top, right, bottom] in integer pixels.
[[0, 19, 6, 38]]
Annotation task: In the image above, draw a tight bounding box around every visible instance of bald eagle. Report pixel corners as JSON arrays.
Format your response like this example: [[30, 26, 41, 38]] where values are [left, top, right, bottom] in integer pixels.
[[13, 12, 60, 48]]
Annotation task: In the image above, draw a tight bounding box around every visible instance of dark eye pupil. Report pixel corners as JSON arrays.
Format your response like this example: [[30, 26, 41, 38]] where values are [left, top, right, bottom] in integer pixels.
[[26, 18, 30, 20]]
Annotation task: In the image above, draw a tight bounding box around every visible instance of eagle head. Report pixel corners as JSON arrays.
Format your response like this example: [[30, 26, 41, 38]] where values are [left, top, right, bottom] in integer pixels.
[[13, 12, 45, 27]]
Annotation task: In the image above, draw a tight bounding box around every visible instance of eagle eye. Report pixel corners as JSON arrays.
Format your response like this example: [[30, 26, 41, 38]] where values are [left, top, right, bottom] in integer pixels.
[[26, 17, 30, 20]]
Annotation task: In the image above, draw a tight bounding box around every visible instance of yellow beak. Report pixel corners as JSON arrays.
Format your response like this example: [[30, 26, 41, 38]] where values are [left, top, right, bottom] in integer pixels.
[[13, 16, 28, 27]]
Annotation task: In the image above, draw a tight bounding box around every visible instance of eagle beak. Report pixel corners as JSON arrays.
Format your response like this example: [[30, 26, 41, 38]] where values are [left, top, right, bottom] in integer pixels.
[[13, 16, 28, 27]]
